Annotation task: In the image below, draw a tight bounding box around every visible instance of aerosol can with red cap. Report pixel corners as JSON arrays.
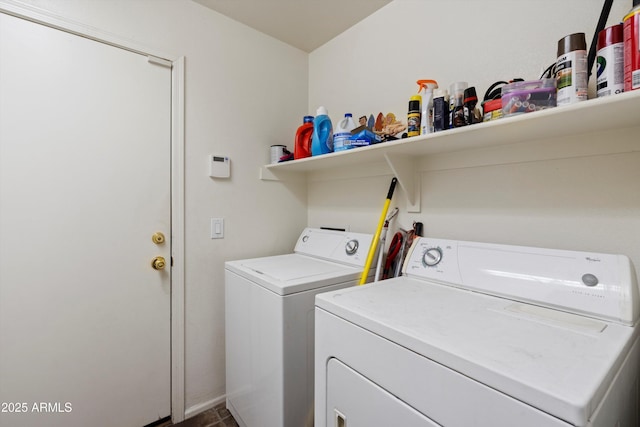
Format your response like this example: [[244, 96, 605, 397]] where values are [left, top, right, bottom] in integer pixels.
[[624, 0, 640, 91]]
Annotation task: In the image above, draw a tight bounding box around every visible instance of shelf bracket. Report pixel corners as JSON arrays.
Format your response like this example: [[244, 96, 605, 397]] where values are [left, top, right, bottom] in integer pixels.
[[260, 166, 300, 181], [260, 166, 280, 181], [384, 153, 421, 213]]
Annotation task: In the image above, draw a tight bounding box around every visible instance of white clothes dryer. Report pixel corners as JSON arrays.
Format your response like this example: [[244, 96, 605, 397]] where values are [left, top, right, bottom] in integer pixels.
[[225, 228, 373, 427], [315, 237, 640, 427]]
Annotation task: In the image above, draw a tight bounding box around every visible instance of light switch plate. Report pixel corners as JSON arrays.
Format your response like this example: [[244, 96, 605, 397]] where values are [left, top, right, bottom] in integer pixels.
[[211, 218, 224, 239]]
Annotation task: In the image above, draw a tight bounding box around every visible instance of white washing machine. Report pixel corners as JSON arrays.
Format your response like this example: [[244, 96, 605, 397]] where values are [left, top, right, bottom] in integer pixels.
[[315, 237, 640, 427], [225, 227, 374, 427]]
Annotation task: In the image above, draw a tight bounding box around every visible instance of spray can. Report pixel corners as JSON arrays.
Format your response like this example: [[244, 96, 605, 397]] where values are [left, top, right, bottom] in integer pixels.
[[433, 89, 449, 132], [449, 82, 468, 128], [407, 95, 421, 137], [596, 24, 624, 97], [463, 87, 479, 125], [556, 33, 588, 105], [624, 0, 640, 91]]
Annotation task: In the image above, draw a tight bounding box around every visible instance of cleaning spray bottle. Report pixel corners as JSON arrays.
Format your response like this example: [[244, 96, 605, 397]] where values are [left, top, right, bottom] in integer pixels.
[[416, 79, 438, 135], [294, 115, 314, 159], [311, 106, 333, 156]]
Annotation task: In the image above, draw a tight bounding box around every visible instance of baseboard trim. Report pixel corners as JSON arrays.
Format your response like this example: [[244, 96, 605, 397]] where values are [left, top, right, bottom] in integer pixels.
[[184, 395, 226, 420]]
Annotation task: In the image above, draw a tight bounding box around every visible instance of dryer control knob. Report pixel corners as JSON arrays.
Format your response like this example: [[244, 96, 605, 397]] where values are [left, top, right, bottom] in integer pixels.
[[582, 273, 599, 287], [345, 239, 359, 256], [423, 247, 443, 267]]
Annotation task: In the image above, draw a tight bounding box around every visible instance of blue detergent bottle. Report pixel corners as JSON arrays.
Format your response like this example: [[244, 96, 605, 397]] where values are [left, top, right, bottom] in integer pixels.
[[311, 106, 333, 156]]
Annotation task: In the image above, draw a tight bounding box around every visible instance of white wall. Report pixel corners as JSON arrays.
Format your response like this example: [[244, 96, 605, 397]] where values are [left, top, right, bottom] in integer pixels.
[[6, 0, 639, 420], [308, 0, 640, 272], [4, 0, 309, 415], [310, 0, 629, 120]]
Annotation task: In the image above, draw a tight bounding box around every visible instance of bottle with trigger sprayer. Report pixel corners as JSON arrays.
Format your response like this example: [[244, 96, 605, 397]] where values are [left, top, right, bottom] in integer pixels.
[[417, 79, 438, 135]]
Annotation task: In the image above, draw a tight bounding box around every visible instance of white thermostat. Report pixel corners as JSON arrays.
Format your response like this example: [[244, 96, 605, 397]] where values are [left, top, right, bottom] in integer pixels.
[[209, 155, 230, 178]]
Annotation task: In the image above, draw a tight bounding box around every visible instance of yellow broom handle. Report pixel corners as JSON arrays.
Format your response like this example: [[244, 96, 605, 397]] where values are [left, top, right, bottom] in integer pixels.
[[359, 178, 397, 285]]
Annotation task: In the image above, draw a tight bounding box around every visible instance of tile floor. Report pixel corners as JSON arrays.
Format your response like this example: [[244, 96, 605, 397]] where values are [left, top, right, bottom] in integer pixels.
[[155, 402, 239, 427]]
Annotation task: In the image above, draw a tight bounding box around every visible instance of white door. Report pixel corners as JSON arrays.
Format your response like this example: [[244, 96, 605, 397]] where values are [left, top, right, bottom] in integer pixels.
[[0, 12, 171, 427]]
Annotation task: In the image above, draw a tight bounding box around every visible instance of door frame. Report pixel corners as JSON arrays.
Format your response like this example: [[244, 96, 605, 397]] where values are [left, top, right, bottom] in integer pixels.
[[0, 0, 187, 422]]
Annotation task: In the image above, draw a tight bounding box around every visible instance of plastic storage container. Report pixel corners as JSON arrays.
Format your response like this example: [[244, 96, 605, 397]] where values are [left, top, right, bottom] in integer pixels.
[[501, 79, 556, 117], [333, 113, 357, 152], [311, 106, 333, 156], [482, 98, 502, 122]]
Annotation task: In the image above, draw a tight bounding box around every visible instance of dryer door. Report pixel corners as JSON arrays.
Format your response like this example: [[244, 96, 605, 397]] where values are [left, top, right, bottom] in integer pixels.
[[326, 358, 438, 426]]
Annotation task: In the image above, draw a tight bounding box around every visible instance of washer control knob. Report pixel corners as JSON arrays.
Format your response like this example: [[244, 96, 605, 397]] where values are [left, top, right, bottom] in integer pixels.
[[345, 239, 359, 256], [423, 247, 443, 267]]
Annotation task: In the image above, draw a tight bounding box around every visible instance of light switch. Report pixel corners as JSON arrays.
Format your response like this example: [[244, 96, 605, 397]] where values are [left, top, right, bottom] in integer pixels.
[[211, 218, 224, 239]]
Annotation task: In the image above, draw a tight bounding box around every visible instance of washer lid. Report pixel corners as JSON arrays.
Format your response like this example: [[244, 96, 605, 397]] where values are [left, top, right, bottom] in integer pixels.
[[226, 253, 361, 295], [316, 279, 637, 426]]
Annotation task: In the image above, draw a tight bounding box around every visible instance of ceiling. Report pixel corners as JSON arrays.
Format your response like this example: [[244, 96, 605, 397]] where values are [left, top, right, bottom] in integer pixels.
[[192, 0, 392, 52]]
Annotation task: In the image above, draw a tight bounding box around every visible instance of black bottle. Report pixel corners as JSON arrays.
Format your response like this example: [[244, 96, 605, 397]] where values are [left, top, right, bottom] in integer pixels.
[[451, 96, 466, 128], [463, 87, 479, 125]]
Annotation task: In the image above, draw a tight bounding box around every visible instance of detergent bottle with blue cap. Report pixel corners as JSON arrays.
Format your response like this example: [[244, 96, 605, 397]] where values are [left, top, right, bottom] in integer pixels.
[[333, 113, 357, 152], [294, 115, 314, 159], [311, 106, 333, 156]]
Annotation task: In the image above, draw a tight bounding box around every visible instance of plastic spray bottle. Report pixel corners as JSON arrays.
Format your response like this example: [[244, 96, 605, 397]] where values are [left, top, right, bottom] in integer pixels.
[[311, 106, 333, 156], [417, 79, 438, 135], [333, 113, 357, 152], [294, 115, 314, 159]]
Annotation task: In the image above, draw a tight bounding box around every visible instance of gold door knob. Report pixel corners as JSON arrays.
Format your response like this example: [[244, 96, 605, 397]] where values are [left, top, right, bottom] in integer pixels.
[[151, 256, 166, 270], [152, 232, 166, 245]]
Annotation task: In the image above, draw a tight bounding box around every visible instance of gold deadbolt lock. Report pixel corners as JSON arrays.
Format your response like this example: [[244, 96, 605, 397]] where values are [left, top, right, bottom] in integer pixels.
[[151, 256, 166, 271], [152, 232, 166, 245]]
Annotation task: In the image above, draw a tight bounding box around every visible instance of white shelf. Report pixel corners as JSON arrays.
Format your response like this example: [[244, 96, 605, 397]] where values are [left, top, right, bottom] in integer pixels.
[[261, 90, 640, 212]]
